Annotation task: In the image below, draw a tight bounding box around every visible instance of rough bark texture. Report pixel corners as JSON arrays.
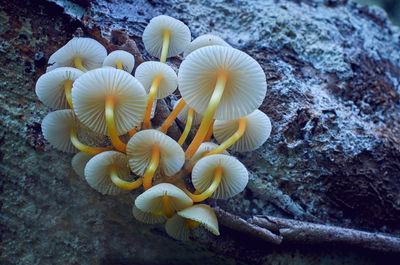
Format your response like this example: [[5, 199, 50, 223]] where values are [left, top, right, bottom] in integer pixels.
[[1, 0, 400, 264]]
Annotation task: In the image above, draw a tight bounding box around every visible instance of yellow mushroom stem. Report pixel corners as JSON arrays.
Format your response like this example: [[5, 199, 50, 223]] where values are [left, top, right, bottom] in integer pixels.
[[159, 98, 186, 133], [184, 167, 222, 202], [177, 107, 194, 146], [73, 56, 88, 72], [163, 195, 174, 218], [207, 118, 247, 156], [185, 72, 228, 160], [203, 119, 215, 143], [143, 146, 161, 190], [109, 164, 143, 190], [115, 60, 123, 70], [160, 29, 171, 63], [185, 219, 200, 229], [63, 80, 74, 109], [143, 75, 163, 129], [70, 126, 113, 155], [105, 96, 127, 153], [129, 129, 137, 137]]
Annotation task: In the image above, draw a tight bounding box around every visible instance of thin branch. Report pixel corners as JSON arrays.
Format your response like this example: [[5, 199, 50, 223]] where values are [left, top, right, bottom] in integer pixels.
[[213, 207, 283, 245], [249, 215, 400, 253]]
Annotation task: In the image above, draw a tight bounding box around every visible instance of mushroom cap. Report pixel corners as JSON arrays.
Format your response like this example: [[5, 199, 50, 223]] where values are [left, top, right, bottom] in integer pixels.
[[213, 109, 272, 152], [178, 204, 219, 236], [41, 109, 78, 153], [184, 34, 230, 58], [84, 151, 130, 195], [174, 98, 203, 126], [35, 67, 84, 109], [178, 46, 266, 120], [186, 142, 228, 169], [135, 183, 193, 213], [135, 61, 178, 99], [165, 214, 189, 241], [142, 15, 191, 59], [47, 37, 107, 72], [72, 152, 94, 178], [126, 129, 184, 177], [132, 205, 167, 224], [103, 50, 135, 73], [72, 68, 147, 136], [192, 154, 248, 199]]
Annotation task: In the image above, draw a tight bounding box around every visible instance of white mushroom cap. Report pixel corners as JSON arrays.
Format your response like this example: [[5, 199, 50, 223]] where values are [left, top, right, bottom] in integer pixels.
[[84, 151, 130, 195], [35, 67, 83, 109], [178, 46, 267, 120], [213, 109, 272, 152], [72, 152, 94, 178], [192, 154, 248, 199], [184, 34, 230, 58], [135, 61, 178, 99], [47, 37, 107, 72], [41, 109, 78, 153], [132, 205, 167, 224], [72, 68, 147, 136], [135, 183, 192, 213], [142, 15, 191, 59], [165, 214, 189, 241], [186, 142, 228, 169], [174, 98, 203, 126], [103, 50, 135, 73], [178, 204, 219, 236], [126, 129, 184, 177]]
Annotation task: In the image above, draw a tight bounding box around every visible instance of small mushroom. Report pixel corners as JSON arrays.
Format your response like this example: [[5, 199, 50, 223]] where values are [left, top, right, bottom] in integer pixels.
[[132, 205, 167, 224], [178, 46, 267, 160], [103, 50, 135, 73], [47, 37, 107, 72], [42, 110, 111, 154], [135, 61, 178, 129], [213, 109, 272, 153], [126, 129, 184, 190], [72, 152, 94, 178], [142, 15, 191, 63], [72, 68, 147, 152], [186, 154, 248, 201], [35, 67, 83, 109], [85, 151, 142, 194], [183, 34, 230, 58], [165, 204, 219, 241], [135, 183, 192, 218]]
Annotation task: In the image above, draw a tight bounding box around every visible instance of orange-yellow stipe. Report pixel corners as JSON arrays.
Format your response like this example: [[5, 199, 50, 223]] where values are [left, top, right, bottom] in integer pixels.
[[143, 75, 163, 129], [203, 119, 215, 143], [184, 167, 222, 202], [73, 56, 87, 72], [186, 219, 200, 229], [105, 96, 126, 153], [185, 72, 228, 160], [129, 128, 137, 137], [163, 195, 174, 218], [64, 80, 74, 109], [207, 118, 247, 156], [143, 146, 160, 190], [116, 60, 123, 70], [110, 164, 142, 190], [160, 29, 171, 63], [178, 107, 194, 146], [70, 126, 113, 155], [159, 98, 186, 133]]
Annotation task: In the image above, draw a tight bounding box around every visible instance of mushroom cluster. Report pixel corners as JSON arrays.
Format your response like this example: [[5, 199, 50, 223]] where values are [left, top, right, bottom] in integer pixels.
[[35, 15, 271, 241]]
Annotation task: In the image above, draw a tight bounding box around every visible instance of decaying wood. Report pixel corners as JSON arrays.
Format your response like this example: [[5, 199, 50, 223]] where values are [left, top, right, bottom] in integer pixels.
[[213, 207, 283, 245], [248, 215, 400, 253]]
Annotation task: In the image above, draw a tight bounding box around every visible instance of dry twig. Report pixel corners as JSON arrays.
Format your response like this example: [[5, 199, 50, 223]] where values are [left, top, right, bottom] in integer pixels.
[[249, 215, 400, 253]]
